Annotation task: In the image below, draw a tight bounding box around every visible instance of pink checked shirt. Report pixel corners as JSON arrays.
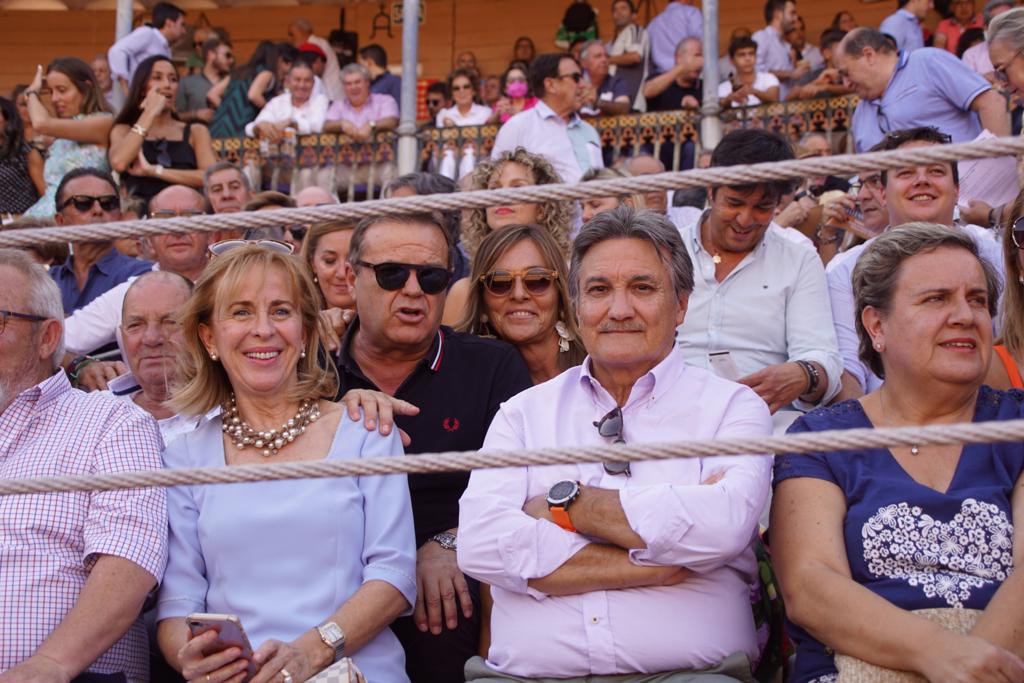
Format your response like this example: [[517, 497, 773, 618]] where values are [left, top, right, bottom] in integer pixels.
[[457, 349, 772, 678], [0, 372, 167, 681]]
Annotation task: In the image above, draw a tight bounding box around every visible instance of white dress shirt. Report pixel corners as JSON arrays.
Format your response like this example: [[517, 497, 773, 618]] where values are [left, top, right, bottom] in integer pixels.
[[104, 373, 205, 446], [458, 348, 772, 678], [676, 214, 843, 408], [491, 100, 603, 184], [108, 26, 170, 84], [245, 93, 329, 137], [826, 222, 1003, 393]]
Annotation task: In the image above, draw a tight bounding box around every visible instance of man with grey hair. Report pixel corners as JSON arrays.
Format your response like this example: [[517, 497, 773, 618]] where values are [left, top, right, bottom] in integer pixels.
[[579, 40, 631, 117], [0, 248, 167, 682], [203, 161, 252, 215], [961, 0, 1016, 80], [324, 63, 399, 141], [458, 205, 772, 682]]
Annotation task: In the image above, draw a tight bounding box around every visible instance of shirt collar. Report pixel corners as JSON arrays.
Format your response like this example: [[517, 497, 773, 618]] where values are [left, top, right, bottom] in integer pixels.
[[108, 372, 142, 397], [10, 371, 71, 414], [897, 7, 920, 23], [577, 344, 686, 410], [534, 99, 581, 127], [338, 319, 447, 381], [92, 247, 124, 276], [871, 50, 910, 105]]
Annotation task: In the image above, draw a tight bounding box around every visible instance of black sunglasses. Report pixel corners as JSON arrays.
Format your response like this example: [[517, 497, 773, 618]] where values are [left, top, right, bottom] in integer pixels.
[[356, 260, 453, 295], [594, 406, 630, 476], [1011, 217, 1024, 250], [59, 194, 120, 212], [480, 268, 557, 296], [558, 72, 583, 83]]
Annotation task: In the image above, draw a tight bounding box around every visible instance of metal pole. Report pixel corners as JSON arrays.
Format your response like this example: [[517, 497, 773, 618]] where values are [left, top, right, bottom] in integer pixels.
[[700, 0, 723, 150], [396, 0, 421, 175], [115, 0, 132, 41]]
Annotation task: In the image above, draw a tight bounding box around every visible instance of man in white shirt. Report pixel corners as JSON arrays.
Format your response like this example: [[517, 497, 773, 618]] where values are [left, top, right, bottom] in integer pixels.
[[288, 17, 343, 102], [246, 62, 328, 139], [108, 2, 187, 95], [607, 0, 650, 109], [64, 185, 211, 389], [826, 126, 1004, 400], [458, 205, 772, 682], [492, 53, 603, 184], [677, 128, 842, 415]]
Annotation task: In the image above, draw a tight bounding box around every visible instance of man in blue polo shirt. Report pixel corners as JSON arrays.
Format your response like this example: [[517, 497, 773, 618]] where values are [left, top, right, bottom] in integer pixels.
[[50, 168, 152, 315], [836, 27, 1009, 153], [879, 0, 930, 52]]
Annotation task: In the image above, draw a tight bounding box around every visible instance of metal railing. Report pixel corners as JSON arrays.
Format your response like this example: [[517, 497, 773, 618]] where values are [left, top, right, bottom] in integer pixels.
[[210, 95, 859, 197]]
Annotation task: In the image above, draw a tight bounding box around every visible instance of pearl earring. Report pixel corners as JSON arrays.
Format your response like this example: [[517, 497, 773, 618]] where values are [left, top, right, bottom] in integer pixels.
[[873, 342, 883, 352], [300, 349, 307, 359], [210, 353, 219, 361]]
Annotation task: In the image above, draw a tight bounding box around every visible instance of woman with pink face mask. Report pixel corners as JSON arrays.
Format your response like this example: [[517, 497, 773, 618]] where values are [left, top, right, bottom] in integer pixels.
[[491, 65, 537, 124]]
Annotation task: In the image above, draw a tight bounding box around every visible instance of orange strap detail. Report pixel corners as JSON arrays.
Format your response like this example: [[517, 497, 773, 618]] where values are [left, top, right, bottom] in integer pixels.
[[550, 506, 576, 532], [994, 345, 1024, 389]]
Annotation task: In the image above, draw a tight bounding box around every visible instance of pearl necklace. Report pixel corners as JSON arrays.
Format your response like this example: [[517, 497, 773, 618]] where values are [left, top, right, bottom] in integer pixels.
[[222, 394, 321, 457]]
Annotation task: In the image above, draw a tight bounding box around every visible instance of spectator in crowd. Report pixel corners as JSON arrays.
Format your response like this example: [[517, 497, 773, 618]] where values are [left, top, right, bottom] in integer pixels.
[[831, 9, 858, 32], [827, 127, 1003, 399], [104, 270, 200, 441], [334, 213, 532, 683], [754, 0, 809, 98], [935, 0, 983, 52], [157, 244, 415, 682], [63, 185, 209, 388], [455, 223, 587, 383], [718, 26, 752, 81], [623, 154, 669, 215], [446, 148, 573, 322], [638, 36, 704, 110], [176, 37, 234, 124], [11, 84, 46, 153], [296, 42, 330, 99], [512, 37, 536, 66], [301, 218, 355, 311], [957, 27, 986, 58], [458, 206, 773, 683], [0, 247, 167, 683], [384, 172, 469, 282], [773, 223, 1024, 683], [288, 17, 343, 101], [785, 15, 825, 72], [203, 160, 251, 220], [607, 0, 650, 108], [50, 168, 152, 315], [21, 58, 114, 218], [455, 50, 479, 74], [578, 40, 631, 117], [719, 36, 780, 106], [324, 63, 399, 140], [360, 44, 403, 107], [208, 41, 281, 138], [647, 0, 703, 75], [424, 81, 449, 125], [817, 170, 889, 263], [0, 96, 44, 214], [91, 53, 120, 112], [838, 27, 1009, 152], [184, 25, 216, 75], [988, 192, 1024, 388], [579, 166, 645, 222], [108, 2, 187, 95], [109, 56, 215, 206], [677, 129, 841, 415], [0, 216, 68, 265], [961, 0, 1014, 80], [786, 28, 853, 100], [491, 65, 537, 124], [492, 53, 603, 185], [246, 61, 328, 139], [481, 75, 503, 109], [880, 0, 929, 53], [436, 68, 492, 127]]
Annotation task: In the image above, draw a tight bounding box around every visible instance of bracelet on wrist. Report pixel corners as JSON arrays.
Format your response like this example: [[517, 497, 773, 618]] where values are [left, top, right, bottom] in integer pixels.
[[130, 124, 148, 137], [795, 359, 821, 398], [25, 90, 41, 98], [67, 355, 98, 386], [815, 226, 839, 245]]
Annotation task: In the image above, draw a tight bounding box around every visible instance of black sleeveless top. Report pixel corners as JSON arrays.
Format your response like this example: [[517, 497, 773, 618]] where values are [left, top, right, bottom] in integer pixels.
[[121, 122, 200, 204], [0, 143, 40, 215]]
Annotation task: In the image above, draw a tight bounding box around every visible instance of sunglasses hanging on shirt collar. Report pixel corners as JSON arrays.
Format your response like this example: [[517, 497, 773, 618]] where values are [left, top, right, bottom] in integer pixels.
[[594, 406, 631, 476]]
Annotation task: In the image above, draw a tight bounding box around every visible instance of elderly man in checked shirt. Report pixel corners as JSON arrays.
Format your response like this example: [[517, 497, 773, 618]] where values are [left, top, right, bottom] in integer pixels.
[[0, 249, 167, 683], [458, 207, 771, 683]]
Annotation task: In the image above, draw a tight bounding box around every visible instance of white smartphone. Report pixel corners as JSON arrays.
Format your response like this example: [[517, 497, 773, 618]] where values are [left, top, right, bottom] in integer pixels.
[[708, 351, 741, 381], [186, 613, 256, 681]]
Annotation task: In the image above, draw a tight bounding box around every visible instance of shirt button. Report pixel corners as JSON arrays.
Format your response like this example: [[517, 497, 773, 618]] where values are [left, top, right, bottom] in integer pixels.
[[591, 616, 599, 624]]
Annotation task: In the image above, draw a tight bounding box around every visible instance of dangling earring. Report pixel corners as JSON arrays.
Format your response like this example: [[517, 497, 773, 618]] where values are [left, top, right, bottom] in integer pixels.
[[555, 320, 572, 353], [479, 313, 493, 337]]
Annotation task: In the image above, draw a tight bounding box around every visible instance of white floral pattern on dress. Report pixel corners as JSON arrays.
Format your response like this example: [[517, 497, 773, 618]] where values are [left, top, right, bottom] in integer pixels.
[[808, 675, 838, 683], [862, 498, 1015, 608]]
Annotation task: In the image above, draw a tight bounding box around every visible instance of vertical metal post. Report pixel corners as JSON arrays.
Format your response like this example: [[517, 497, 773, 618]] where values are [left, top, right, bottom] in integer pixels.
[[396, 0, 421, 175], [700, 0, 723, 150], [115, 0, 132, 41]]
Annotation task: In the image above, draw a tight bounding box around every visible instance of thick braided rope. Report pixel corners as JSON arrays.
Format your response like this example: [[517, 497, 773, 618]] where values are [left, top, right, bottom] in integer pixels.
[[2, 135, 1022, 248], [2, 419, 1022, 496]]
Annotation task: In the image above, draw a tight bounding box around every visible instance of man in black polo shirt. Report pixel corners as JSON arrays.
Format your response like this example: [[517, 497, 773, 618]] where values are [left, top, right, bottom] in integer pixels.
[[336, 212, 532, 683]]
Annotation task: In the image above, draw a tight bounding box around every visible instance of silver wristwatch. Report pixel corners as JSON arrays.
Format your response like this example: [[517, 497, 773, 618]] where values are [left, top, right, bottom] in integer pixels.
[[316, 621, 346, 662], [429, 531, 457, 550]]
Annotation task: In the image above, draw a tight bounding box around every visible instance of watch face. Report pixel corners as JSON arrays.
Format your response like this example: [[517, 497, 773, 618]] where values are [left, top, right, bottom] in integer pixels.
[[322, 622, 344, 645], [548, 480, 578, 505]]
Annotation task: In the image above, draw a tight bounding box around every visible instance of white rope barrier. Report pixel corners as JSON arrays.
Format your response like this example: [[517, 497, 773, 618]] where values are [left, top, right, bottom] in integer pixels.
[[1, 134, 1022, 248], [3, 418, 1023, 496]]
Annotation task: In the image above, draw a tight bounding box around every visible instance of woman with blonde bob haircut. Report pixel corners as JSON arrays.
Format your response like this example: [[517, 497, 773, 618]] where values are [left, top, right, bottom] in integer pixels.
[[158, 244, 417, 683], [456, 224, 586, 384]]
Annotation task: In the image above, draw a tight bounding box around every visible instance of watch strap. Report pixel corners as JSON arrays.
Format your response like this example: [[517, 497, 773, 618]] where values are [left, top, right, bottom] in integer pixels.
[[550, 506, 576, 532]]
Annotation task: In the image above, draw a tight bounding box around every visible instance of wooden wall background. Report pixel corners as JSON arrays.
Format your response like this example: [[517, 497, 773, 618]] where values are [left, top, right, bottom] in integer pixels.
[[0, 0, 903, 97]]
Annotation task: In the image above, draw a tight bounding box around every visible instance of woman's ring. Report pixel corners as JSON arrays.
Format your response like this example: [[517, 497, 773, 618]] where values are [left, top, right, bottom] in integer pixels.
[[281, 669, 293, 683]]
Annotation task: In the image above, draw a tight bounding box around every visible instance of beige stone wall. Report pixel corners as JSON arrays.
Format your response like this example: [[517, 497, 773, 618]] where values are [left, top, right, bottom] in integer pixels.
[[0, 0, 901, 98]]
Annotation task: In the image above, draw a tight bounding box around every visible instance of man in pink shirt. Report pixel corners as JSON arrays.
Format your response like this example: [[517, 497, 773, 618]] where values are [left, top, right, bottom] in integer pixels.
[[458, 206, 773, 682]]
